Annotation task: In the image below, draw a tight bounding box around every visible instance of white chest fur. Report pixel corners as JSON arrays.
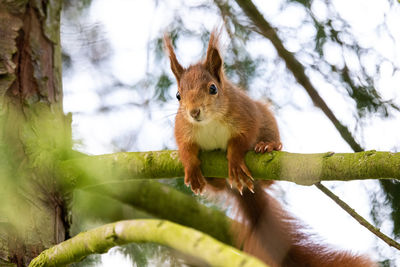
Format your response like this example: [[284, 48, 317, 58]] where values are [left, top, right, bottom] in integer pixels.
[[193, 119, 232, 151]]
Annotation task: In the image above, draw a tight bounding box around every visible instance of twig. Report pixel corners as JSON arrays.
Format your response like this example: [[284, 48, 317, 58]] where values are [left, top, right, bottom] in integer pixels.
[[315, 182, 400, 250], [233, 0, 363, 152]]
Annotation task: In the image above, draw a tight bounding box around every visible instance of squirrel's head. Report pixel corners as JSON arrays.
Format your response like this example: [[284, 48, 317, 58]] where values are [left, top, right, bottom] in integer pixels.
[[164, 31, 227, 124]]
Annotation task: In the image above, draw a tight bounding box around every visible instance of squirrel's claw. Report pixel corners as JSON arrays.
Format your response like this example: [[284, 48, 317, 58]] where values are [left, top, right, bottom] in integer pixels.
[[185, 168, 206, 195], [255, 141, 283, 153], [229, 160, 254, 194]]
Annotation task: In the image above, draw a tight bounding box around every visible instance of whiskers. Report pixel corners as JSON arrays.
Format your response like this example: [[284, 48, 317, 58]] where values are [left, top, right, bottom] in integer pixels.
[[152, 109, 182, 122], [158, 112, 178, 122]]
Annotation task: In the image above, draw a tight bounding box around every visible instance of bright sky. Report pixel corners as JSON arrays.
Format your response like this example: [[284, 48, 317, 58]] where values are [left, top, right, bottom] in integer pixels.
[[62, 0, 400, 265]]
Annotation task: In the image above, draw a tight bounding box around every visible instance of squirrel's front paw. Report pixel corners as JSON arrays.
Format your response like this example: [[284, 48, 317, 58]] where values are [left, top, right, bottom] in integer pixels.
[[228, 160, 254, 194], [254, 141, 282, 153], [184, 168, 206, 195]]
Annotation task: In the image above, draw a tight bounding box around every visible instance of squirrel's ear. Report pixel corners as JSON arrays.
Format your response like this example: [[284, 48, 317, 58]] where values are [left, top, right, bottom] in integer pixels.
[[164, 35, 184, 82], [204, 31, 223, 83]]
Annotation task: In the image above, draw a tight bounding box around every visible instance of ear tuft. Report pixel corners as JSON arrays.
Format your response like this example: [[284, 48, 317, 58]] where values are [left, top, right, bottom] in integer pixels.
[[204, 29, 223, 83], [164, 34, 184, 82]]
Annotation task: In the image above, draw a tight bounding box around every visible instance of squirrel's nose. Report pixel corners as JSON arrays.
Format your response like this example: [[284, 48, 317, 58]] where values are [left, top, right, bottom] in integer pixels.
[[190, 108, 201, 119]]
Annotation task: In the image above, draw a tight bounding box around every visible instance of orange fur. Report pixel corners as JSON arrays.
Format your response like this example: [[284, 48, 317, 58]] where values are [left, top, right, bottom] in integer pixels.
[[165, 30, 376, 267]]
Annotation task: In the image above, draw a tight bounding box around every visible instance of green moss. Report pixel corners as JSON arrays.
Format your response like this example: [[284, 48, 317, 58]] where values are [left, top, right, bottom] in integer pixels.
[[3, 0, 29, 14], [88, 180, 233, 246], [0, 75, 16, 101]]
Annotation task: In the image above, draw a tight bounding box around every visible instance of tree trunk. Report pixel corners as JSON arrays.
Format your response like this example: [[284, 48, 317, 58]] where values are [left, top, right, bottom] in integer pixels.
[[0, 1, 70, 266]]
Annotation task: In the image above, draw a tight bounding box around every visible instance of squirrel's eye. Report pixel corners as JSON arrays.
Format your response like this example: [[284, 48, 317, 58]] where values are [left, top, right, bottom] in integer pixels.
[[176, 91, 181, 101], [209, 84, 218, 95]]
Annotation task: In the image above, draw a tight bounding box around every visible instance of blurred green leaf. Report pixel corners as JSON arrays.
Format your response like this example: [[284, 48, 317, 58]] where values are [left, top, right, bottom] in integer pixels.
[[154, 73, 173, 102]]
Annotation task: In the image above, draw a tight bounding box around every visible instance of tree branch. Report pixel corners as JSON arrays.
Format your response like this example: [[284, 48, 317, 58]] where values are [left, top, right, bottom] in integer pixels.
[[61, 150, 400, 252], [85, 180, 234, 246], [28, 219, 268, 267], [315, 182, 400, 250], [233, 0, 363, 152], [59, 150, 400, 189]]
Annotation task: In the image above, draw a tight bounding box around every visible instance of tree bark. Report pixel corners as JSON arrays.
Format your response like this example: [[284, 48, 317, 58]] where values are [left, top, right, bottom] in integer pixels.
[[0, 1, 70, 266]]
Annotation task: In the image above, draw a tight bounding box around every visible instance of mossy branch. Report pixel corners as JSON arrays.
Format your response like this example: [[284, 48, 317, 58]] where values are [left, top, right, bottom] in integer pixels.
[[28, 219, 268, 267], [85, 180, 234, 246], [59, 150, 400, 253], [59, 150, 400, 189]]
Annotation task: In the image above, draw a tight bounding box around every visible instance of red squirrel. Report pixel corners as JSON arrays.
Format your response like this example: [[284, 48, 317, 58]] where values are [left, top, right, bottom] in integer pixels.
[[165, 30, 376, 267]]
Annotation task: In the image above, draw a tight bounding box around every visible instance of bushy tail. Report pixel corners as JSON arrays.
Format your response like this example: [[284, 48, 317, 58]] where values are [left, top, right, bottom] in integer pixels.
[[232, 182, 376, 267], [207, 179, 376, 267]]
